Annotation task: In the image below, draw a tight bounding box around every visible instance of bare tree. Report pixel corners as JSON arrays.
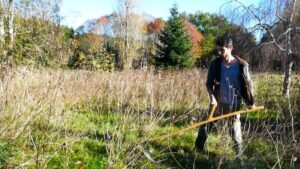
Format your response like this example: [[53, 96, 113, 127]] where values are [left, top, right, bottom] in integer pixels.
[[7, 0, 14, 65], [225, 0, 300, 97], [0, 0, 5, 62], [224, 1, 299, 159], [0, 0, 4, 42], [113, 0, 144, 69], [0, 0, 14, 65]]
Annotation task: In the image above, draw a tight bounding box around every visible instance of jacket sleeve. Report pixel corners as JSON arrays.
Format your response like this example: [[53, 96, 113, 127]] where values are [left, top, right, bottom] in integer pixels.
[[244, 65, 254, 94], [206, 61, 215, 94], [243, 64, 255, 106]]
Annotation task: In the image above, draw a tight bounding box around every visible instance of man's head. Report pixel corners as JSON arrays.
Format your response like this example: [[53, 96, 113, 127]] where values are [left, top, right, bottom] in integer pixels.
[[215, 37, 233, 60]]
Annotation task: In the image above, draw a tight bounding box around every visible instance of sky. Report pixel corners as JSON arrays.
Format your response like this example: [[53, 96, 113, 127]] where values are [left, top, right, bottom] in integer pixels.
[[60, 0, 260, 29]]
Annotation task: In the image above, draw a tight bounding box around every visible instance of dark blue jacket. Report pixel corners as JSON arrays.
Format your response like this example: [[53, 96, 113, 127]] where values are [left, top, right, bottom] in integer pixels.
[[206, 56, 254, 106]]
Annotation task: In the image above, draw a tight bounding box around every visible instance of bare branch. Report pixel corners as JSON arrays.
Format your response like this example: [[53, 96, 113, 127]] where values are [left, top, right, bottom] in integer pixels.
[[233, 0, 285, 51], [289, 0, 297, 24], [243, 39, 285, 57], [276, 28, 292, 42], [276, 0, 288, 23]]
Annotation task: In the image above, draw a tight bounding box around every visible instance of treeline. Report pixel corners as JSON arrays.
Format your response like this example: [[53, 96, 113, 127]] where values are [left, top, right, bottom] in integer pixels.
[[0, 0, 299, 72]]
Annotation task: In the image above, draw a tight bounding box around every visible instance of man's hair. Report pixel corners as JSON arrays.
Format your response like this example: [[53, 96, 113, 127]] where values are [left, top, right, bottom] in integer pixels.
[[216, 37, 233, 47]]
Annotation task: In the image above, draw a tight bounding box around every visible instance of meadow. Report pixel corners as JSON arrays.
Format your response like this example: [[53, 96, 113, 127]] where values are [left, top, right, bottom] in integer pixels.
[[0, 67, 299, 169]]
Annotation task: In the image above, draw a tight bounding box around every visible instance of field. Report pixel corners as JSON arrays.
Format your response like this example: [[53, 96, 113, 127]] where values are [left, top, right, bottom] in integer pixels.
[[0, 67, 299, 169]]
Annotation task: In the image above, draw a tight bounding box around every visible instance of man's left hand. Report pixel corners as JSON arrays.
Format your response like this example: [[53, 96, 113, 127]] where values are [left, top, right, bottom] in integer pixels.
[[248, 104, 256, 109]]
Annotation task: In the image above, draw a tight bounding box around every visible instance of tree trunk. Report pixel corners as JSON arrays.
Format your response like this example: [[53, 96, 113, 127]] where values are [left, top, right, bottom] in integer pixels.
[[114, 0, 143, 70], [7, 0, 14, 66], [0, 0, 5, 62], [124, 1, 129, 69], [0, 0, 4, 38], [282, 17, 292, 97], [283, 56, 294, 97]]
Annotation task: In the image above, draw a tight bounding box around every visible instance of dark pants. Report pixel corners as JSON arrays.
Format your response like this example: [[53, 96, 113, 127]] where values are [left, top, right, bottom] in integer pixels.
[[195, 103, 242, 158]]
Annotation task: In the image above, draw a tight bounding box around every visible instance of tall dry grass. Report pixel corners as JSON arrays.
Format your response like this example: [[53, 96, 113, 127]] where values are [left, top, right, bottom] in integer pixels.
[[0, 67, 298, 168], [0, 67, 208, 168]]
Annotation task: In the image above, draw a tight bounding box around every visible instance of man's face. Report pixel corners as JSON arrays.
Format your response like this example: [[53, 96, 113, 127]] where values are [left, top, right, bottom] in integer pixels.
[[217, 45, 232, 60]]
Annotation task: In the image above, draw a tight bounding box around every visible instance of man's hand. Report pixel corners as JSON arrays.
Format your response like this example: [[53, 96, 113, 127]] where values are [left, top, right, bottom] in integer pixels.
[[210, 96, 217, 106], [247, 104, 256, 109]]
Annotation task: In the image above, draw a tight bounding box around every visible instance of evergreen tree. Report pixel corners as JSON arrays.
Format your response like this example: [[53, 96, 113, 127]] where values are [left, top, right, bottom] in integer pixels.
[[156, 4, 192, 68]]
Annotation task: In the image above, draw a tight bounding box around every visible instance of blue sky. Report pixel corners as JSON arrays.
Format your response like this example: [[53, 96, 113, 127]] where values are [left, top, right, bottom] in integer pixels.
[[60, 0, 260, 28]]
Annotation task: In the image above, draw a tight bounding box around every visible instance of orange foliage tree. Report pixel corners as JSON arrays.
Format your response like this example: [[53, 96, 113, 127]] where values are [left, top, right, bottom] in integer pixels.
[[184, 20, 204, 59], [145, 18, 165, 34]]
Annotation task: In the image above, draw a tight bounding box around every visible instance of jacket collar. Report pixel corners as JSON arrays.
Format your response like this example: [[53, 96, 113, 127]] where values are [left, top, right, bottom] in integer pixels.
[[215, 56, 248, 66]]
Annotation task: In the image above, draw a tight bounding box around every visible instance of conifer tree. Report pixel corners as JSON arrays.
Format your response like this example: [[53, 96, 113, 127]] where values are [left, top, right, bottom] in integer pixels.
[[156, 4, 192, 67]]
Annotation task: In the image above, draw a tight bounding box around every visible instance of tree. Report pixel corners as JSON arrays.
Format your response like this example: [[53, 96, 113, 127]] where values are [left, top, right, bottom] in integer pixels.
[[67, 33, 114, 72], [145, 18, 165, 34], [0, 0, 5, 62], [188, 12, 231, 37], [184, 20, 204, 60], [142, 18, 165, 66], [11, 0, 71, 67], [226, 0, 300, 97], [7, 0, 14, 65], [113, 0, 144, 69], [0, 0, 14, 66], [187, 12, 256, 67], [156, 4, 192, 68]]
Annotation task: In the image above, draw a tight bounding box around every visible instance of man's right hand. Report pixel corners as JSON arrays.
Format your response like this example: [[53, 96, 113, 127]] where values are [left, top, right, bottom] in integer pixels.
[[210, 97, 217, 106], [208, 91, 217, 106]]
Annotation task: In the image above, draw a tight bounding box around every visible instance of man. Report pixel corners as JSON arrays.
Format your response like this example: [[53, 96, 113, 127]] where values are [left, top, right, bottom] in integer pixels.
[[195, 37, 255, 160]]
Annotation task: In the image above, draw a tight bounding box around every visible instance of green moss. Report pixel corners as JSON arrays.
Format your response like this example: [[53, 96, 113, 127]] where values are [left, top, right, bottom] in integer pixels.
[[0, 141, 11, 168], [46, 138, 107, 169]]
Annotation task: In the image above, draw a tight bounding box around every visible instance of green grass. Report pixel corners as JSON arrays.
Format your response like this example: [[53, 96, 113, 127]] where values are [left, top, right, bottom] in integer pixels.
[[46, 138, 107, 169]]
